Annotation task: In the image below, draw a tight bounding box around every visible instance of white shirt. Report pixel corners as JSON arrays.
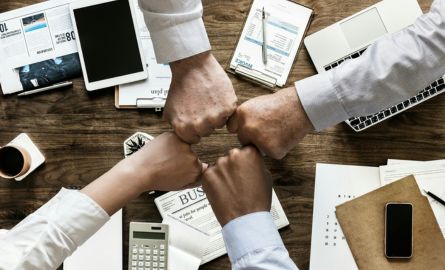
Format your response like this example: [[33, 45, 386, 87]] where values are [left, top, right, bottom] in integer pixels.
[[141, 0, 445, 131], [296, 0, 445, 130], [0, 189, 297, 270]]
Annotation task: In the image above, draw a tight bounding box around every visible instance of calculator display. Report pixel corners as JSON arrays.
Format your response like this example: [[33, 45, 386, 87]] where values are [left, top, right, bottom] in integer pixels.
[[133, 231, 165, 240]]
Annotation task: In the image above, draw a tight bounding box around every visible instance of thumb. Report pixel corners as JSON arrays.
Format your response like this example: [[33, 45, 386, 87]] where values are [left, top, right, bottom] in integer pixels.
[[227, 113, 239, 133], [201, 162, 209, 172]]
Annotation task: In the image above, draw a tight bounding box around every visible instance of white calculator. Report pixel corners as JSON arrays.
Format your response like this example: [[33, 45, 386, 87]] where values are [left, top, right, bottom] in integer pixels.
[[129, 222, 169, 270]]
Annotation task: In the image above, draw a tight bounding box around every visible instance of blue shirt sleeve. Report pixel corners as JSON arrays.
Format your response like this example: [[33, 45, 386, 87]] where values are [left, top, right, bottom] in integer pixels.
[[222, 212, 299, 270]]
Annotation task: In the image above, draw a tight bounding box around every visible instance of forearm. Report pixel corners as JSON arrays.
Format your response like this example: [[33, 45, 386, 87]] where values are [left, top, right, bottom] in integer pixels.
[[138, 0, 211, 63], [297, 0, 445, 131], [81, 160, 148, 215], [222, 212, 299, 270]]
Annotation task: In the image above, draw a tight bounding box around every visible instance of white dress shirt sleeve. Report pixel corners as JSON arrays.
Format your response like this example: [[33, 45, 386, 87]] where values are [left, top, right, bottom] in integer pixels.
[[138, 0, 211, 63], [296, 0, 445, 131], [222, 212, 299, 270], [0, 188, 110, 270]]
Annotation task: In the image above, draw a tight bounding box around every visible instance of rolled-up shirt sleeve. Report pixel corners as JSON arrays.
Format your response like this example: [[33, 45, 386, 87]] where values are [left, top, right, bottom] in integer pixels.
[[296, 0, 445, 131], [138, 0, 211, 63], [222, 212, 299, 270], [0, 188, 109, 270]]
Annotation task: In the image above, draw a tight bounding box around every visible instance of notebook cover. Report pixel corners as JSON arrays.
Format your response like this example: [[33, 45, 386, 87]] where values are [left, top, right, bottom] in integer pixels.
[[336, 175, 445, 269]]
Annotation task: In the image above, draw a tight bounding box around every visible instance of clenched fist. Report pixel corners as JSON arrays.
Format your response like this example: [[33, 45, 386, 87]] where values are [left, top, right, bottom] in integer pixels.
[[227, 86, 314, 159], [202, 146, 272, 227], [165, 52, 238, 144]]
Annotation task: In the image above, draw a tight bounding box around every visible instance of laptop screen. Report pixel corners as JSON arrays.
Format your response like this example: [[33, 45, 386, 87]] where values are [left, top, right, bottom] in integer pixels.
[[340, 8, 388, 49]]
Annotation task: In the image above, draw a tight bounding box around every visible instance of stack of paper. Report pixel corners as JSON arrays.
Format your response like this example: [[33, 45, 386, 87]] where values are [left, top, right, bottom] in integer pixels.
[[310, 161, 445, 270], [163, 215, 210, 270]]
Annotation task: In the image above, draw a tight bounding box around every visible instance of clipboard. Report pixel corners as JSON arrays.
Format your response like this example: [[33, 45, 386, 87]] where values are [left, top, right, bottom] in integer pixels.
[[227, 0, 314, 90], [115, 86, 165, 111]]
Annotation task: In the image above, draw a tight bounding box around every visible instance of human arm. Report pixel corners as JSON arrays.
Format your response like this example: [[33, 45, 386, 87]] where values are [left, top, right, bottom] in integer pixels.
[[202, 146, 298, 269], [229, 0, 445, 158], [138, 0, 238, 144], [0, 132, 205, 270]]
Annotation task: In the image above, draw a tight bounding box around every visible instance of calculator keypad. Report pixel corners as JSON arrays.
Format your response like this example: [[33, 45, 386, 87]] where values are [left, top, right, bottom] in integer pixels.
[[130, 244, 166, 270]]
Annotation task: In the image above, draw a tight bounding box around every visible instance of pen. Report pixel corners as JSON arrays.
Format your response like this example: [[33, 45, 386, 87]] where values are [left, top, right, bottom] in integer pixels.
[[17, 81, 73, 97], [262, 7, 268, 65], [423, 189, 445, 207]]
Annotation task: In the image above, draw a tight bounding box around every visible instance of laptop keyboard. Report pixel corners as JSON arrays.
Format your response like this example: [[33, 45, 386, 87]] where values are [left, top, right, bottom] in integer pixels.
[[324, 47, 445, 131]]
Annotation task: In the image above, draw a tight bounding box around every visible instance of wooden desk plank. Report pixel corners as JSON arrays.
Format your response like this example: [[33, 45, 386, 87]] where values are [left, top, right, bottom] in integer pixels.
[[0, 0, 440, 269]]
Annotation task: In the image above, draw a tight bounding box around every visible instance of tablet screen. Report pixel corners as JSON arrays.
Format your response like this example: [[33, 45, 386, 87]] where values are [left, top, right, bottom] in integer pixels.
[[73, 0, 144, 83]]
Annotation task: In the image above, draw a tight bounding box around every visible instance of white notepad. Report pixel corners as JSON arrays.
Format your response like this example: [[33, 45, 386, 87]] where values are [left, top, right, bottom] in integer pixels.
[[229, 0, 313, 88], [310, 163, 381, 270], [64, 210, 122, 270]]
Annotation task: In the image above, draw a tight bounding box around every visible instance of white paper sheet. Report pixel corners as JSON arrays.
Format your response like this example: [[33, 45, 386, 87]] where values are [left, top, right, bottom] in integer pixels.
[[0, 229, 9, 240], [310, 163, 381, 270], [163, 215, 210, 270], [229, 0, 312, 87], [380, 161, 445, 238], [64, 210, 122, 270]]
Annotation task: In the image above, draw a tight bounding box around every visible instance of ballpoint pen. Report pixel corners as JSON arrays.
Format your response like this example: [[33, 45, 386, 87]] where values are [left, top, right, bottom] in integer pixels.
[[17, 81, 73, 97], [424, 189, 445, 207], [262, 7, 268, 65]]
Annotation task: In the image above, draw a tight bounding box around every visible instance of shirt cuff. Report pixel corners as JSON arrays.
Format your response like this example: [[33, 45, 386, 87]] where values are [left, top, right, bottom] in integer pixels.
[[222, 212, 284, 264], [295, 72, 350, 131], [149, 18, 211, 64], [34, 188, 110, 247]]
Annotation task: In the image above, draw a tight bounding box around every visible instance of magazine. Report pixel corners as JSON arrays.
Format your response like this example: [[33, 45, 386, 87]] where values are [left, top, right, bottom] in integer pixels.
[[0, 0, 81, 94]]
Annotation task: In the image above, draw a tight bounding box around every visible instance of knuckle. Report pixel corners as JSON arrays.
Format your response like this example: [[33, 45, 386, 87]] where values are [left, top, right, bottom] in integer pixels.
[[229, 148, 241, 157], [215, 156, 228, 167]]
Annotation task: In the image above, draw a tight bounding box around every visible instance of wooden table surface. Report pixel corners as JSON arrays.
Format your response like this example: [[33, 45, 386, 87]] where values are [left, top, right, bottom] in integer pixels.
[[0, 0, 442, 269]]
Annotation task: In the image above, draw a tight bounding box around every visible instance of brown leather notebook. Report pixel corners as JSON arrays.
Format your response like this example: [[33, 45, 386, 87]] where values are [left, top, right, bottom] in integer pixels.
[[336, 175, 445, 269]]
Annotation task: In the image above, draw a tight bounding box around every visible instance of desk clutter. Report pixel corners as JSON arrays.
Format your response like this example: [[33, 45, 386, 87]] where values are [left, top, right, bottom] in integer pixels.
[[0, 0, 171, 110], [310, 161, 445, 270]]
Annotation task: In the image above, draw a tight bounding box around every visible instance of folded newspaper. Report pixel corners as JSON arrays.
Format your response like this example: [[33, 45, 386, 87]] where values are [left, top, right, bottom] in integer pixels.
[[0, 0, 81, 95], [155, 187, 290, 264]]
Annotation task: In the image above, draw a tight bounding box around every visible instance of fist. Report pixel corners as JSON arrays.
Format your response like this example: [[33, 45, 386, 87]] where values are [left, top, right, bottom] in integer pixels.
[[202, 146, 272, 227], [164, 52, 238, 144], [124, 132, 206, 191], [227, 87, 313, 159]]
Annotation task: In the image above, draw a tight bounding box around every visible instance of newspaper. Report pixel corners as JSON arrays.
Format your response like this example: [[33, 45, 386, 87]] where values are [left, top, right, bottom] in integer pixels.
[[155, 187, 290, 264], [0, 0, 80, 94]]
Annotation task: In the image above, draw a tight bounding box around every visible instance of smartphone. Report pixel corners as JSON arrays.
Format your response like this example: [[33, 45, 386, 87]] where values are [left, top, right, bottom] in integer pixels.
[[385, 203, 413, 259]]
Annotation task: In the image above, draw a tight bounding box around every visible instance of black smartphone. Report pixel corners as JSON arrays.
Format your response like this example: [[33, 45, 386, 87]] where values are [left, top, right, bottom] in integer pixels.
[[385, 203, 413, 259]]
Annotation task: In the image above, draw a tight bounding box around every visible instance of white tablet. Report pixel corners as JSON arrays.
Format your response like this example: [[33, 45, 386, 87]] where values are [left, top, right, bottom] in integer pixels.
[[70, 0, 147, 91]]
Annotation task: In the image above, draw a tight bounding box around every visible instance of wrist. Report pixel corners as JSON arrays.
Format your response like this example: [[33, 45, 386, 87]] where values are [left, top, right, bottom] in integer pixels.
[[170, 51, 213, 75], [285, 86, 314, 132], [113, 159, 154, 195]]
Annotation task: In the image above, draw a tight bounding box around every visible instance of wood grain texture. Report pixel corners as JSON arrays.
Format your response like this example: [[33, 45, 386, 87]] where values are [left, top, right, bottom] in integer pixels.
[[0, 0, 440, 269]]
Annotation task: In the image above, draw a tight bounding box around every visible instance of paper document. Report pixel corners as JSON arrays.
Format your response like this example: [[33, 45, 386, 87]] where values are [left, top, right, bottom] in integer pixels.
[[64, 210, 122, 270], [380, 160, 445, 238], [310, 163, 381, 270], [155, 187, 289, 264], [229, 0, 312, 87], [163, 215, 210, 270], [116, 0, 171, 109], [0, 0, 80, 94], [0, 229, 9, 240]]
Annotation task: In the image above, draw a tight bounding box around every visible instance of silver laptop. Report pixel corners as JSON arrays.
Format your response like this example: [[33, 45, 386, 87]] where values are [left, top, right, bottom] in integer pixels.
[[304, 0, 445, 131]]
